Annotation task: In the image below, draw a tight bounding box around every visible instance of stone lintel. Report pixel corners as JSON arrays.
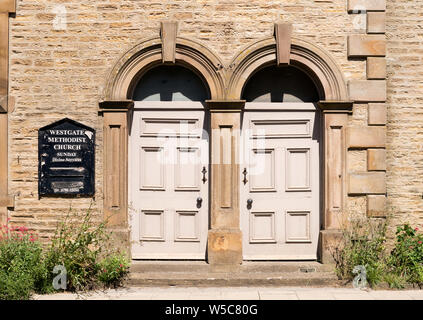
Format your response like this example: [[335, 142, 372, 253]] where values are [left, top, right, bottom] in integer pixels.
[[347, 0, 386, 12], [348, 80, 386, 102], [347, 35, 386, 57], [348, 172, 386, 195], [207, 229, 242, 266], [274, 22, 292, 66], [347, 126, 386, 148], [160, 21, 178, 64]]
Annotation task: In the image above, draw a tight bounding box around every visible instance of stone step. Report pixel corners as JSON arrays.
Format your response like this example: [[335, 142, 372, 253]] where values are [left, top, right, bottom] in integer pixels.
[[126, 272, 341, 287], [129, 261, 334, 274], [127, 261, 342, 287]]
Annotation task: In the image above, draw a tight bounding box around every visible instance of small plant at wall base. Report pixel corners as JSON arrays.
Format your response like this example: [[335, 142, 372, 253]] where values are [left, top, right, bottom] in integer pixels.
[[97, 253, 130, 288], [386, 224, 423, 287], [331, 218, 423, 289], [330, 217, 387, 287], [0, 205, 130, 300], [44, 205, 130, 292], [0, 221, 53, 300]]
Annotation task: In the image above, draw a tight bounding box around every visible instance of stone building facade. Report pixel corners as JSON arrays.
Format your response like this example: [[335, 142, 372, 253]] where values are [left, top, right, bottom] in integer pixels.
[[0, 0, 421, 265]]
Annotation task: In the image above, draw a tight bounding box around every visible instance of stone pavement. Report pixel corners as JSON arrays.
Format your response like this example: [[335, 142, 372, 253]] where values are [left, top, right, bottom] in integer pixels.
[[33, 286, 423, 300]]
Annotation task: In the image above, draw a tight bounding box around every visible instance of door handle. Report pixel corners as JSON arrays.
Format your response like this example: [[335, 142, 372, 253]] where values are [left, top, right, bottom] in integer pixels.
[[197, 197, 203, 208], [201, 166, 207, 183], [242, 168, 248, 185], [247, 198, 253, 209]]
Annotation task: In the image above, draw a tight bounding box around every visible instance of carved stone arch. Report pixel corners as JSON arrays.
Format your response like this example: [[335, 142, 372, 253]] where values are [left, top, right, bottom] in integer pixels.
[[227, 37, 349, 101], [226, 36, 352, 264], [99, 36, 226, 255], [104, 37, 226, 101]]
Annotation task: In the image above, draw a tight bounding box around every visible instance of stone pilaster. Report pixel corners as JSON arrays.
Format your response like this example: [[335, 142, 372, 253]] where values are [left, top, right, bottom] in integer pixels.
[[0, 1, 15, 226], [99, 100, 134, 255], [206, 100, 244, 267], [318, 101, 353, 263]]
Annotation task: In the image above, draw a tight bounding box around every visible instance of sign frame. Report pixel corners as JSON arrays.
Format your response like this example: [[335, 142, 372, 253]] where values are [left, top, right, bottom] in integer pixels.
[[38, 118, 95, 197]]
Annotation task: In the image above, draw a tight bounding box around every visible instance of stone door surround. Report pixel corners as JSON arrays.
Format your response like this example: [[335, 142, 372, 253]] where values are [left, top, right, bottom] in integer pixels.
[[99, 22, 353, 265]]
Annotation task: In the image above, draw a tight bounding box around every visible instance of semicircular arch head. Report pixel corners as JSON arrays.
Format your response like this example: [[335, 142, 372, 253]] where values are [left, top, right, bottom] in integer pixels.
[[104, 37, 226, 101], [227, 37, 349, 101]]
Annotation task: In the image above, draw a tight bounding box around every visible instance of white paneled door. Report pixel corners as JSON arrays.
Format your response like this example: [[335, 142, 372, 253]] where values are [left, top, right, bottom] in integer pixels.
[[129, 102, 208, 259], [240, 104, 320, 260]]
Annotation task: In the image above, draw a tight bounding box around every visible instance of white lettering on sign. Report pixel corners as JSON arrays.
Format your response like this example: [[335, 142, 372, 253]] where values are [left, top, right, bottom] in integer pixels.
[[53, 144, 82, 151], [47, 137, 87, 143], [48, 129, 85, 136]]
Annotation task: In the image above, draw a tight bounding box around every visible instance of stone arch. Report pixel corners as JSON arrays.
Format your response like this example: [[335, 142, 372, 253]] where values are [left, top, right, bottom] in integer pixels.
[[104, 37, 226, 101], [227, 37, 349, 101]]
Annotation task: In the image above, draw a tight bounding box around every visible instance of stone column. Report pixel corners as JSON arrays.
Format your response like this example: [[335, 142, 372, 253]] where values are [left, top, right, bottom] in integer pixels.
[[0, 2, 16, 226], [206, 100, 245, 269], [318, 101, 352, 263], [99, 100, 134, 254]]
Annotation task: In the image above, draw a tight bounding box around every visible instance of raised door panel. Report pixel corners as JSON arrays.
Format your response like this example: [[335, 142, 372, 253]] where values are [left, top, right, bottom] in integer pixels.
[[139, 147, 165, 190], [249, 149, 276, 192], [241, 108, 319, 260], [129, 108, 208, 259], [285, 148, 311, 192]]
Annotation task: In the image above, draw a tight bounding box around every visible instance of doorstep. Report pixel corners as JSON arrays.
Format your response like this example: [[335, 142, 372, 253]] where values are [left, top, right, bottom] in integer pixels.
[[126, 261, 343, 287]]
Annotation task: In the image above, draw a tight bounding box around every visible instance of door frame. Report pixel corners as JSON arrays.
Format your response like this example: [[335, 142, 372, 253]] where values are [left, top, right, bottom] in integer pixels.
[[99, 33, 353, 264], [128, 101, 210, 260], [240, 102, 322, 260]]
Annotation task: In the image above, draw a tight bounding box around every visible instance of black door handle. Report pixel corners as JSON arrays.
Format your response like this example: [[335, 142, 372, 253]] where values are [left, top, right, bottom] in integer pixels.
[[202, 166, 207, 183], [242, 168, 248, 184]]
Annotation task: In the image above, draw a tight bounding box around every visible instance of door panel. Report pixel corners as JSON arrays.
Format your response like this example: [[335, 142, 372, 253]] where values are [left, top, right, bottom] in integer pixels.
[[240, 108, 320, 260], [129, 108, 208, 259]]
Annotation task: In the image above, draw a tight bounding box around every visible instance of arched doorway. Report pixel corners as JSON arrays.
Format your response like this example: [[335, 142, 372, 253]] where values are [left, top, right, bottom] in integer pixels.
[[128, 64, 211, 259], [100, 33, 351, 264], [240, 64, 321, 260]]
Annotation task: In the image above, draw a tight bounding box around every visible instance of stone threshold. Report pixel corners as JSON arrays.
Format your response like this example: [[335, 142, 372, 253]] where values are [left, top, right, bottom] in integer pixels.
[[127, 261, 343, 287]]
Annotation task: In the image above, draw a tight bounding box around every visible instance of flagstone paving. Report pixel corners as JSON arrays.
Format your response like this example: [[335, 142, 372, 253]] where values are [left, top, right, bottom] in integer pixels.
[[33, 286, 423, 300]]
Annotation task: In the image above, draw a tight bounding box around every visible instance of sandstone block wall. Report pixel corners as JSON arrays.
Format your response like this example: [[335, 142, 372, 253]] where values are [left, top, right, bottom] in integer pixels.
[[4, 0, 421, 244]]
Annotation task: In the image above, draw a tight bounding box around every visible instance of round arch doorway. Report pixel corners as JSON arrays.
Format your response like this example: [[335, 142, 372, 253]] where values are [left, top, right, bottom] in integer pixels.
[[128, 64, 211, 260], [240, 64, 322, 260]]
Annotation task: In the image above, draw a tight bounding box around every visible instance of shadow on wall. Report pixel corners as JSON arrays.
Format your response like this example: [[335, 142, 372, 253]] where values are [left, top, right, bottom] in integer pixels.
[[242, 65, 319, 103], [133, 65, 210, 102]]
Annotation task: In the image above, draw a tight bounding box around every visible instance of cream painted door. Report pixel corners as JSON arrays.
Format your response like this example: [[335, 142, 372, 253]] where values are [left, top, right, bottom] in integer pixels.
[[129, 102, 209, 259], [240, 103, 320, 260]]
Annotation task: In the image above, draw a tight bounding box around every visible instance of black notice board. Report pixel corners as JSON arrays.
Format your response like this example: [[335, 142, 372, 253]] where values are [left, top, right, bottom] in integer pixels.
[[38, 118, 95, 196]]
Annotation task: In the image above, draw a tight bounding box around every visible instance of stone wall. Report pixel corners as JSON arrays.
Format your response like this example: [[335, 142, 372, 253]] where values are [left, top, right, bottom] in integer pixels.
[[386, 0, 423, 236], [6, 0, 419, 246]]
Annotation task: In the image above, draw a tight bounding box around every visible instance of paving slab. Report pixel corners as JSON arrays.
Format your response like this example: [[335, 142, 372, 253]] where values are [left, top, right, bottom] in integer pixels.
[[259, 293, 299, 300], [32, 286, 423, 300]]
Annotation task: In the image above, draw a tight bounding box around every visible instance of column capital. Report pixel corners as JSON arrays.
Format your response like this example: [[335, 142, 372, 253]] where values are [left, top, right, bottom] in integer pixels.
[[99, 100, 134, 113], [205, 100, 245, 112], [318, 100, 353, 114]]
